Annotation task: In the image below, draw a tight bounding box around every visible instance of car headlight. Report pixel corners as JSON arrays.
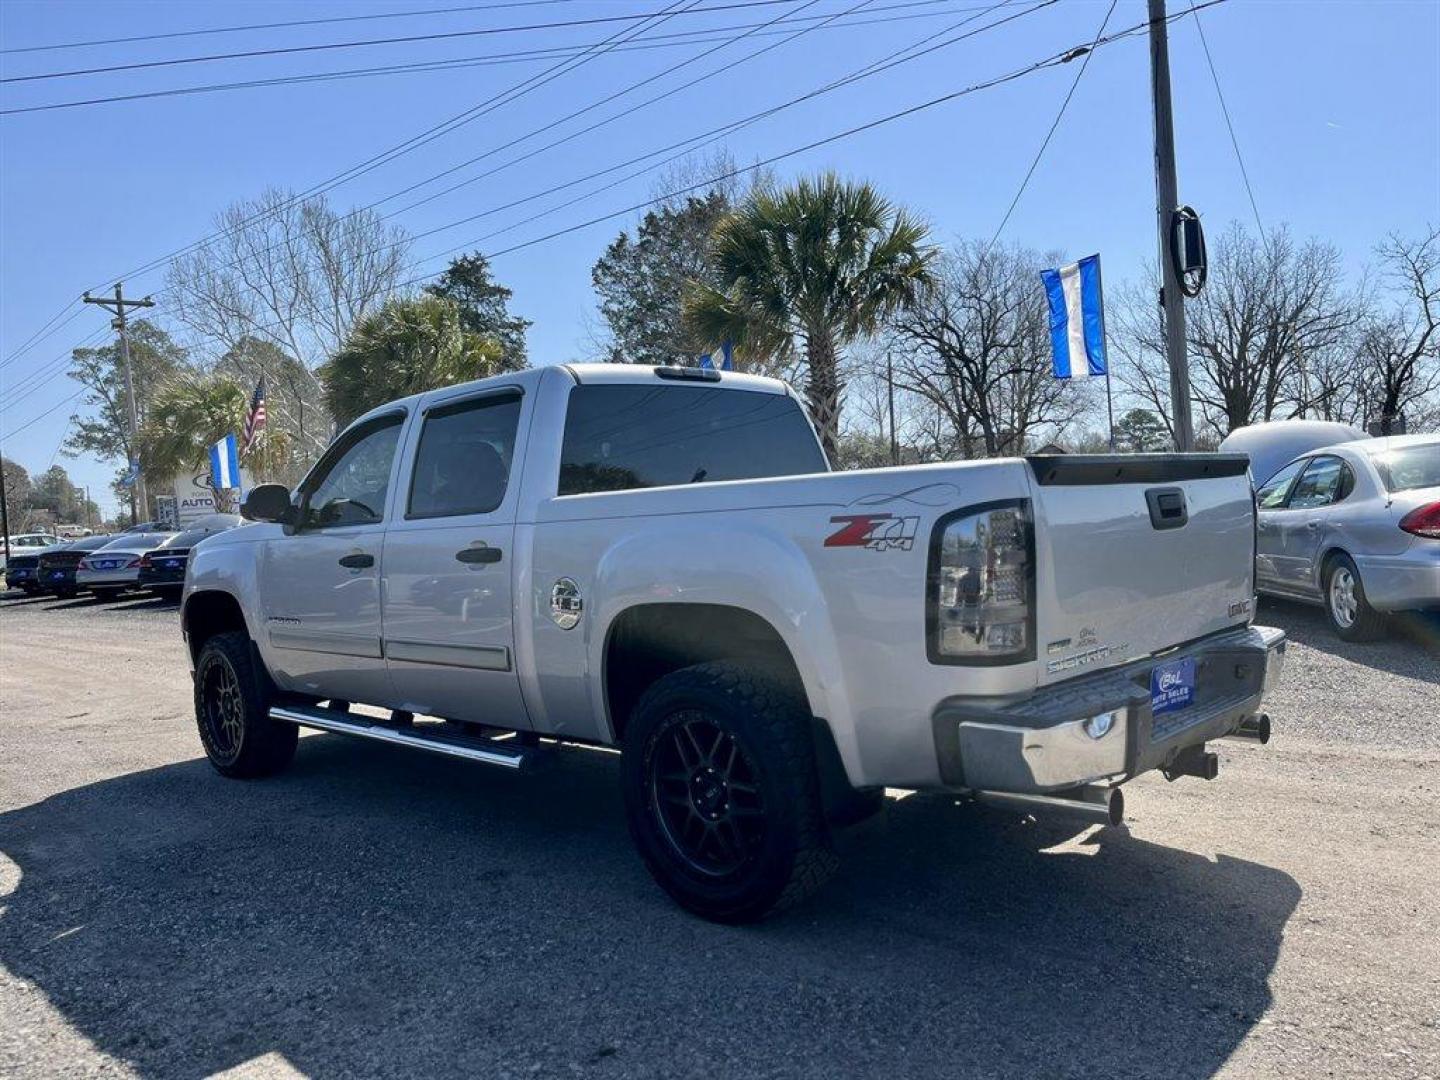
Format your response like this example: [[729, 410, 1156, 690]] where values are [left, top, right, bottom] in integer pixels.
[[927, 499, 1034, 664]]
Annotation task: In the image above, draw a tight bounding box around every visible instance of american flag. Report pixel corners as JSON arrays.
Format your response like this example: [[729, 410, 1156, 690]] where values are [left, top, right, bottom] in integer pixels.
[[241, 377, 267, 455]]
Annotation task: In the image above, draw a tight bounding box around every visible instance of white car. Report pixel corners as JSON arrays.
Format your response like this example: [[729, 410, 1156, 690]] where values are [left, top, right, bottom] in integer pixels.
[[1, 532, 57, 573], [180, 364, 1286, 921], [75, 531, 177, 600]]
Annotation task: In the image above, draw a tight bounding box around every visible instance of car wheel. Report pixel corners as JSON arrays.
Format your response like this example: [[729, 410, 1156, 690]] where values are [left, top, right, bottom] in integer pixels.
[[1325, 554, 1387, 642], [194, 631, 297, 778], [621, 661, 837, 923]]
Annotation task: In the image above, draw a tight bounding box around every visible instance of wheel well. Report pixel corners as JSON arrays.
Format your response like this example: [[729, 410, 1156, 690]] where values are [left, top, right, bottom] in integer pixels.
[[603, 603, 809, 744], [1317, 547, 1349, 588], [182, 590, 249, 665]]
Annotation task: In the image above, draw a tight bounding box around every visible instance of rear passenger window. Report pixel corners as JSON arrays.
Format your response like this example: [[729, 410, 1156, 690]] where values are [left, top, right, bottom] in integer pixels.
[[558, 384, 827, 495], [408, 392, 522, 518]]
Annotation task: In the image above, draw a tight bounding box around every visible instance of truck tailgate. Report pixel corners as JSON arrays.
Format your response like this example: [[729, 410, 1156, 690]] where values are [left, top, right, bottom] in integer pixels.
[[1027, 455, 1255, 685]]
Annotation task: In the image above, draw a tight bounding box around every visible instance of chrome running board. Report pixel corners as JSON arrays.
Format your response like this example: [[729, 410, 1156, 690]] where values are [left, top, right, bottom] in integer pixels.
[[270, 703, 533, 772]]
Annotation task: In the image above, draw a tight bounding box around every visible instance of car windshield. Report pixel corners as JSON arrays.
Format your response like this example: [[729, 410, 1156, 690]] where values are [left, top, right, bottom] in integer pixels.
[[1370, 443, 1440, 493]]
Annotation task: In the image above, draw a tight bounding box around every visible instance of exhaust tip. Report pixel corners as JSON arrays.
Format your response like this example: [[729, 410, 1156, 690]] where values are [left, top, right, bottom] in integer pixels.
[[1106, 786, 1125, 827]]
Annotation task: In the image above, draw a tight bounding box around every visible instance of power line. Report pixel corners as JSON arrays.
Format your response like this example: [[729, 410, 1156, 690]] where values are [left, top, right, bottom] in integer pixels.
[[0, 0, 800, 85], [0, 0, 971, 116], [0, 387, 88, 444], [79, 0, 705, 294], [406, 1, 1231, 272], [0, 301, 83, 370], [148, 0, 1034, 293], [5, 0, 1223, 438], [0, 1, 582, 55], [382, 0, 1039, 227], [363, 0, 850, 218], [1188, 0, 1263, 238], [5, 2, 705, 397], [984, 0, 1117, 253], [5, 0, 1033, 405]]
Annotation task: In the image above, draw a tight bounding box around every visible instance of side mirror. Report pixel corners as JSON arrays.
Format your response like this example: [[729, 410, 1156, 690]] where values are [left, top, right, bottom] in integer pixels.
[[241, 483, 296, 524]]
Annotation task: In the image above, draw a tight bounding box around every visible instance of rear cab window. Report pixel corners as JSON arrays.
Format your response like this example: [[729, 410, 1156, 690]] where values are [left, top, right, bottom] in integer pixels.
[[557, 384, 827, 495]]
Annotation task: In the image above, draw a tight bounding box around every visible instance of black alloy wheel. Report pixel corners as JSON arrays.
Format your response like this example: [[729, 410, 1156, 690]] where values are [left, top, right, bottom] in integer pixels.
[[193, 631, 297, 778], [649, 711, 767, 877], [622, 662, 836, 923]]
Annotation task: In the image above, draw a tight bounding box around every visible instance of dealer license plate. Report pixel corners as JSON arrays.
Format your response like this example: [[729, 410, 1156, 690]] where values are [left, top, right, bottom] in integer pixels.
[[1150, 657, 1196, 715], [50, 570, 66, 580]]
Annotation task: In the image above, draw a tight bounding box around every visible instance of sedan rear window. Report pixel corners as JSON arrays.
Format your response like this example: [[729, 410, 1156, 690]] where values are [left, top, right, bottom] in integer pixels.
[[558, 384, 827, 496], [1371, 444, 1440, 493]]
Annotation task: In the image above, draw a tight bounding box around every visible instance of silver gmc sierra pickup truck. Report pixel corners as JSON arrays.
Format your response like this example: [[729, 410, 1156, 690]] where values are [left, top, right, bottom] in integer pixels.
[[182, 363, 1286, 922]]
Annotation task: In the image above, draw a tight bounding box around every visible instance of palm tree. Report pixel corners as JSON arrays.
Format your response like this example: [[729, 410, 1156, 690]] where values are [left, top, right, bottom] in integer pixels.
[[320, 295, 504, 427], [138, 372, 291, 510], [683, 173, 934, 460]]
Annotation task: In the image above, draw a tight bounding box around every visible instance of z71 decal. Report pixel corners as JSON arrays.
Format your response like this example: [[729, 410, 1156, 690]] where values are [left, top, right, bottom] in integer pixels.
[[825, 513, 920, 552]]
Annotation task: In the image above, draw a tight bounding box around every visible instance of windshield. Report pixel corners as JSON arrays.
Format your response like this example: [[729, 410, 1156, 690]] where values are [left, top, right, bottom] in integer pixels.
[[1370, 443, 1440, 493]]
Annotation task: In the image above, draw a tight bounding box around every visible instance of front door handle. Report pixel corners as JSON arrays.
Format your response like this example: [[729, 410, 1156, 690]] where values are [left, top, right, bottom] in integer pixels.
[[338, 553, 374, 569], [456, 546, 502, 565], [1306, 520, 1321, 530]]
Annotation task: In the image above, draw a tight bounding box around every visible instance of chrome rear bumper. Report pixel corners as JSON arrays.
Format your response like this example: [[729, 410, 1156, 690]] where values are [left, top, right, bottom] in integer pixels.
[[932, 625, 1286, 794]]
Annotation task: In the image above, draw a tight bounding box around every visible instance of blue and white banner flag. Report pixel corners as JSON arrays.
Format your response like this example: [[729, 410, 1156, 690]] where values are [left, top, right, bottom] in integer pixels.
[[209, 433, 241, 490], [1040, 254, 1107, 380], [697, 338, 734, 371]]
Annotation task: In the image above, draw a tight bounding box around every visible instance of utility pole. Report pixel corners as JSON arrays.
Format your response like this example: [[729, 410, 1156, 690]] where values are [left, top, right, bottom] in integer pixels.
[[886, 353, 899, 467], [84, 283, 155, 523], [0, 456, 11, 566], [1147, 0, 1195, 451], [85, 486, 93, 532]]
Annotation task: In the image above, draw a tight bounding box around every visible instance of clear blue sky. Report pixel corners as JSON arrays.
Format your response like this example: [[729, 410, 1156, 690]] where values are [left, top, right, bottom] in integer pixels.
[[2, 0, 1437, 516]]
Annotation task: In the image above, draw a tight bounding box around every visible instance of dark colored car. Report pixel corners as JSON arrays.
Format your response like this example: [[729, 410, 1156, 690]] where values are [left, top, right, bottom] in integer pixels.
[[36, 536, 113, 598], [137, 516, 243, 596], [4, 550, 44, 592]]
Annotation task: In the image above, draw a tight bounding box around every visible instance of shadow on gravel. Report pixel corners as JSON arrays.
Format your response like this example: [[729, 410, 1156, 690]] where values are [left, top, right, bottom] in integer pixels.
[[0, 739, 1299, 1079], [1259, 595, 1440, 673], [106, 596, 180, 614]]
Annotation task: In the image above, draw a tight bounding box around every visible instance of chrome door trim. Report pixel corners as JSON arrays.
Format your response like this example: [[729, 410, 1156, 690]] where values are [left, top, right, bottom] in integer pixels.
[[384, 639, 512, 671], [268, 628, 384, 659]]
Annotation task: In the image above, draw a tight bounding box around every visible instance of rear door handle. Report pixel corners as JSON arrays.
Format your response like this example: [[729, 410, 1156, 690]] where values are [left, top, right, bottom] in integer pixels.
[[338, 553, 374, 569], [1306, 521, 1320, 530], [455, 546, 502, 565]]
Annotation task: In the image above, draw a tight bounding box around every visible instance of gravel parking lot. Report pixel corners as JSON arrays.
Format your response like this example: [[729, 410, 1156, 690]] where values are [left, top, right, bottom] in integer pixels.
[[1, 591, 1436, 1079]]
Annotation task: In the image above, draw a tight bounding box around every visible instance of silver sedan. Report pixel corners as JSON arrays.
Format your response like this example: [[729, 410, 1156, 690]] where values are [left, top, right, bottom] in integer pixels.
[[1254, 434, 1439, 640]]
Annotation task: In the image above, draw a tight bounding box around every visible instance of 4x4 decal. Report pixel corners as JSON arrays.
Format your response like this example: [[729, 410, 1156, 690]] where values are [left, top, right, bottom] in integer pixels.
[[824, 513, 920, 552]]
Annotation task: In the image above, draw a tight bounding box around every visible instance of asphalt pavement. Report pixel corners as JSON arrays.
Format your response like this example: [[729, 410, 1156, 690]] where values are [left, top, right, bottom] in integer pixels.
[[1, 590, 1436, 1079]]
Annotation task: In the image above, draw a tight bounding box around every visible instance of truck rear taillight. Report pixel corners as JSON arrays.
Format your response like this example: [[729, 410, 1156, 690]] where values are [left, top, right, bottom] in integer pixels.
[[927, 499, 1035, 665], [1399, 501, 1440, 539]]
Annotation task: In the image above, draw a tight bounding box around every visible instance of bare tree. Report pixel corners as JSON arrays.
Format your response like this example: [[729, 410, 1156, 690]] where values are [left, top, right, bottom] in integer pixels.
[[888, 242, 1088, 458], [1116, 224, 1359, 439], [1355, 226, 1440, 431], [167, 189, 408, 374], [166, 189, 408, 456]]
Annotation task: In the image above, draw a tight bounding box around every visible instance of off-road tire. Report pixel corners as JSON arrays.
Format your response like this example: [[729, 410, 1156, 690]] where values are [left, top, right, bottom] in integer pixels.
[[194, 631, 297, 778], [621, 661, 838, 923], [1324, 553, 1387, 642]]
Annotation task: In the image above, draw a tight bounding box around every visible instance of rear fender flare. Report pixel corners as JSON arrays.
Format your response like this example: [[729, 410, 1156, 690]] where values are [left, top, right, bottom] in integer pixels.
[[586, 522, 860, 784]]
